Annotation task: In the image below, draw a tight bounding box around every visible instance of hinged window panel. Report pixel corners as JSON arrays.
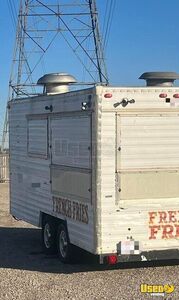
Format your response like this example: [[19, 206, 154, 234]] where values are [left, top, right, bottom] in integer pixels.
[[27, 118, 48, 158]]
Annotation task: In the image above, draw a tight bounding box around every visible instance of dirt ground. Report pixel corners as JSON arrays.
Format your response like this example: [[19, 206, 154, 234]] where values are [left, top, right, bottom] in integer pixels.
[[0, 183, 178, 300]]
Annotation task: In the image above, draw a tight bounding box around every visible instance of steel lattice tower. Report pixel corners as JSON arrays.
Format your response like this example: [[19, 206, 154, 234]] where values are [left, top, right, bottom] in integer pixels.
[[1, 0, 108, 150]]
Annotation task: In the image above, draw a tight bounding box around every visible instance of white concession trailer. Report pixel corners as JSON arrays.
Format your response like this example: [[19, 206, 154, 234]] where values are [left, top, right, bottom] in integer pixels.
[[9, 72, 179, 264]]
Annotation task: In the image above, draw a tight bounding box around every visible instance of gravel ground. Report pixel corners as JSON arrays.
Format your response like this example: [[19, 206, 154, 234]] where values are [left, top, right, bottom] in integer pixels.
[[0, 183, 178, 300]]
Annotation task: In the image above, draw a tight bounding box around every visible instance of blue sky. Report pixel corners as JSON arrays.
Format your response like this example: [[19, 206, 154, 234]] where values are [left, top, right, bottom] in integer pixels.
[[1, 0, 179, 140]]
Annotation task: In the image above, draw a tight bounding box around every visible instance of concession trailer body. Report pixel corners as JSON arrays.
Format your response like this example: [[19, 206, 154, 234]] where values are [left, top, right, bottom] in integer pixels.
[[9, 72, 179, 263]]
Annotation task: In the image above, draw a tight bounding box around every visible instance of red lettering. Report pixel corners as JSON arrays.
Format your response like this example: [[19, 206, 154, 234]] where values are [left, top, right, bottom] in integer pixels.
[[149, 212, 157, 224], [149, 225, 160, 239], [168, 211, 177, 223], [159, 211, 167, 224], [174, 224, 179, 238], [148, 210, 179, 240], [162, 225, 174, 239]]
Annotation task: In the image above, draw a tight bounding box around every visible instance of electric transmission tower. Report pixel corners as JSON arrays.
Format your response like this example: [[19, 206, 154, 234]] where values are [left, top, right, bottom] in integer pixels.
[[1, 0, 108, 150]]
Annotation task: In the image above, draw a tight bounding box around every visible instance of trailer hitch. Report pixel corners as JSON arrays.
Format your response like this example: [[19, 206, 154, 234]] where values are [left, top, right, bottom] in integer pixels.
[[114, 98, 135, 108]]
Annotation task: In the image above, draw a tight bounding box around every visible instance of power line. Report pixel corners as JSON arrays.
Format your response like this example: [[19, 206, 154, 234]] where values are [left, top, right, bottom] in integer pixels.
[[102, 0, 110, 36], [103, 0, 117, 52], [7, 0, 17, 30]]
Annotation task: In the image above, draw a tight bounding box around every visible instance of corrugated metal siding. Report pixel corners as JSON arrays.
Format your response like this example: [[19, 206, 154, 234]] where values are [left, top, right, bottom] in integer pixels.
[[99, 198, 179, 253], [10, 87, 179, 257], [100, 87, 179, 110], [98, 88, 179, 255], [98, 111, 117, 253], [9, 90, 95, 253], [65, 207, 94, 251]]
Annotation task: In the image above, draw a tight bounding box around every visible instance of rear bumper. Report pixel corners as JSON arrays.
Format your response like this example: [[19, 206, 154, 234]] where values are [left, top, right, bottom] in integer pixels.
[[100, 249, 179, 264]]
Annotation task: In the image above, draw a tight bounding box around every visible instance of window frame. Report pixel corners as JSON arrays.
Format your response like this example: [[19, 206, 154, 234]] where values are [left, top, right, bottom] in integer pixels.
[[27, 116, 49, 159]]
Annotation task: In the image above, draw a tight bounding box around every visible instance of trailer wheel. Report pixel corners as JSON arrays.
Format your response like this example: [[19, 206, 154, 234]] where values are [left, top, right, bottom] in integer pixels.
[[57, 223, 73, 263], [42, 217, 57, 254]]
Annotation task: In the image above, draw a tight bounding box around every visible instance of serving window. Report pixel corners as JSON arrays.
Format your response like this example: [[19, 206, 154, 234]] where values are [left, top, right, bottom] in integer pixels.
[[27, 117, 48, 158]]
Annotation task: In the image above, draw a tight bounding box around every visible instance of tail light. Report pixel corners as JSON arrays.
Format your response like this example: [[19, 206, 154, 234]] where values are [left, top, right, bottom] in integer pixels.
[[173, 94, 179, 98], [104, 93, 113, 99], [159, 93, 167, 98], [107, 255, 118, 265]]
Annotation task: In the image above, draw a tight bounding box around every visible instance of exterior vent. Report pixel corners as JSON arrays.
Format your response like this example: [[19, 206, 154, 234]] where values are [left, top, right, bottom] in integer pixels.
[[139, 72, 179, 87], [37, 73, 77, 95]]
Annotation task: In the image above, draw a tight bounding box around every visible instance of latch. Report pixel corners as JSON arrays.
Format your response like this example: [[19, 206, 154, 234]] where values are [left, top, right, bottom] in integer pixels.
[[81, 95, 92, 111], [114, 98, 135, 108]]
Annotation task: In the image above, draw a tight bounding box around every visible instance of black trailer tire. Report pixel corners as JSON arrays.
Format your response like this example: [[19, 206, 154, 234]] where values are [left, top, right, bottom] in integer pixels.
[[56, 223, 73, 263], [42, 217, 57, 254]]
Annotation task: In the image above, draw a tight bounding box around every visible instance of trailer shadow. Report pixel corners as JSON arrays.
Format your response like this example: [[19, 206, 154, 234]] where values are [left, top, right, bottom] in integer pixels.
[[0, 227, 178, 274]]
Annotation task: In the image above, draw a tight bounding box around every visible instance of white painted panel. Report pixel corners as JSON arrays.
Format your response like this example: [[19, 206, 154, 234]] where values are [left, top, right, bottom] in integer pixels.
[[51, 116, 91, 168], [118, 115, 179, 169], [99, 196, 179, 254], [120, 170, 179, 200], [100, 86, 179, 110], [51, 166, 91, 202]]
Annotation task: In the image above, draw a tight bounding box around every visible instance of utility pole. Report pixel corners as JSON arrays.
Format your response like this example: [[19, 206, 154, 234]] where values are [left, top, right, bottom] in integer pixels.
[[1, 0, 108, 150]]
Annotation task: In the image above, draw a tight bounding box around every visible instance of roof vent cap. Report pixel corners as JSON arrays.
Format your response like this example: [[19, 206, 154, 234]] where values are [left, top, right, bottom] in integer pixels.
[[139, 72, 179, 87], [37, 73, 77, 95]]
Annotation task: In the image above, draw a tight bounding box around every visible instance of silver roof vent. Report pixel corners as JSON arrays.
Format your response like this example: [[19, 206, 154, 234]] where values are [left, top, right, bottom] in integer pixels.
[[139, 72, 179, 87], [37, 73, 77, 95]]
